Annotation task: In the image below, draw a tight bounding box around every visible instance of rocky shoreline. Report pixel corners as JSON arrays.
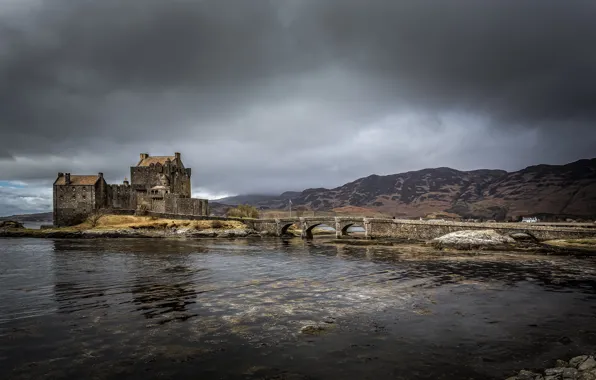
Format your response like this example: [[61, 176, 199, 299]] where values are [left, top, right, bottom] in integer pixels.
[[0, 227, 263, 239], [506, 354, 596, 380]]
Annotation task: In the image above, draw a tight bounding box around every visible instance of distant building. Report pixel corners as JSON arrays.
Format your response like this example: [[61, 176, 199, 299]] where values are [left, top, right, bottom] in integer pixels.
[[53, 152, 208, 226], [522, 217, 539, 223]]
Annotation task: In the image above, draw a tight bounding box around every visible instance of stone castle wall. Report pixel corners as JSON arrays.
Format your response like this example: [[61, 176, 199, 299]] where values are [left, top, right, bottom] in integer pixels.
[[109, 184, 136, 210], [53, 184, 97, 226], [135, 194, 209, 217], [130, 165, 191, 197]]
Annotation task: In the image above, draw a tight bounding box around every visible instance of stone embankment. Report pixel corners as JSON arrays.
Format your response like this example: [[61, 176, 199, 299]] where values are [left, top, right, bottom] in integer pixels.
[[506, 354, 596, 380]]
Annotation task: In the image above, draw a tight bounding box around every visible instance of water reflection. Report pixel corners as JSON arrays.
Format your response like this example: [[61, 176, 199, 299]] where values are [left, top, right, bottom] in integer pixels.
[[1, 238, 596, 380]]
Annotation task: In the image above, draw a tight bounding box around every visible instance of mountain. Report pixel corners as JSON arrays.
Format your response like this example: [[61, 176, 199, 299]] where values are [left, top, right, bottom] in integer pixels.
[[0, 212, 53, 222], [224, 158, 596, 220]]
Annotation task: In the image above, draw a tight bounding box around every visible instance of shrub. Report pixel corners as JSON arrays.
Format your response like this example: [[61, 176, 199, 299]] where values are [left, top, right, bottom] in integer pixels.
[[136, 203, 149, 216], [211, 220, 224, 229], [226, 204, 259, 219], [87, 208, 107, 228]]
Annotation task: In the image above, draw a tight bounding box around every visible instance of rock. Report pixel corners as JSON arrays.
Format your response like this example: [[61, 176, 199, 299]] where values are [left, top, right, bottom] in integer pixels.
[[558, 361, 570, 368], [508, 232, 536, 241], [322, 316, 336, 324], [579, 357, 596, 372], [562, 368, 579, 379], [546, 368, 565, 376], [571, 357, 589, 369], [579, 372, 596, 380], [0, 220, 25, 229], [546, 376, 562, 380], [518, 370, 540, 380], [430, 229, 515, 250], [300, 324, 327, 335]]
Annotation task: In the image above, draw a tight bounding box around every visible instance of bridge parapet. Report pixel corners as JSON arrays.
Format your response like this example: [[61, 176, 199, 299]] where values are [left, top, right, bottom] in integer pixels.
[[247, 216, 596, 241]]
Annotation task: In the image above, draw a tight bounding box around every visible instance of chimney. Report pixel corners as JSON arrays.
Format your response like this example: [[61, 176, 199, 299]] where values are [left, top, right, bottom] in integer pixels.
[[175, 152, 181, 161], [98, 172, 103, 179], [65, 173, 71, 185], [140, 153, 149, 161], [57, 172, 64, 177]]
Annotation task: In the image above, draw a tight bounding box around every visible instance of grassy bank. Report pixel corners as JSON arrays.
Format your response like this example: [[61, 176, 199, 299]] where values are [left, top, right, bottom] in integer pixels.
[[77, 215, 245, 231], [543, 238, 596, 253]]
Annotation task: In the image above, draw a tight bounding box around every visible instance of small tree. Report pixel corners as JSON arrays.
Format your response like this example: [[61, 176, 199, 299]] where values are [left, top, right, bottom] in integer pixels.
[[88, 208, 107, 228], [226, 204, 259, 219]]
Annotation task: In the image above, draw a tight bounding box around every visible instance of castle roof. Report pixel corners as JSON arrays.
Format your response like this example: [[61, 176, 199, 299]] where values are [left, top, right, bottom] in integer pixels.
[[137, 156, 176, 167], [55, 175, 101, 186]]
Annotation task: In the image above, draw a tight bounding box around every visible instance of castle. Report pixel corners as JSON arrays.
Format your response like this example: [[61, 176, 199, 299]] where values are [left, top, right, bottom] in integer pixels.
[[53, 152, 209, 226]]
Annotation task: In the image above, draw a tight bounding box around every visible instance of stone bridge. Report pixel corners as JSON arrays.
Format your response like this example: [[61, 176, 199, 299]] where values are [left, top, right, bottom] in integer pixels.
[[246, 217, 596, 241], [246, 217, 366, 239]]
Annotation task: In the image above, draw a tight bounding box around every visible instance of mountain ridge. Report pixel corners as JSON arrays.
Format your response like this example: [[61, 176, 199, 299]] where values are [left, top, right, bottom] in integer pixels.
[[217, 158, 596, 220]]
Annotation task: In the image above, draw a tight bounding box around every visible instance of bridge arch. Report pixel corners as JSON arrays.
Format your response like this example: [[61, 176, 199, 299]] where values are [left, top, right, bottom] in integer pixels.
[[280, 223, 297, 236], [303, 222, 336, 239], [335, 219, 366, 238]]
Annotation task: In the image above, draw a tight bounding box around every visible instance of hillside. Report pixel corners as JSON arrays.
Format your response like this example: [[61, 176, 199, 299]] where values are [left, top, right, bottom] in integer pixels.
[[218, 158, 596, 220], [0, 212, 53, 222]]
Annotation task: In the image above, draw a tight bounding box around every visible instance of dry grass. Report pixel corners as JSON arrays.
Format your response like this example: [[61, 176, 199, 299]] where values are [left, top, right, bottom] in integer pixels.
[[76, 215, 244, 230], [546, 238, 596, 248]]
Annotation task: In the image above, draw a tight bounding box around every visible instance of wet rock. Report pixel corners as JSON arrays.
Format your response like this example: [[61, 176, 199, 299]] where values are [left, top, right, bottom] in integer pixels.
[[546, 368, 565, 376], [518, 370, 540, 380], [508, 232, 536, 241], [558, 360, 570, 368], [430, 229, 515, 250], [580, 358, 596, 372], [189, 231, 217, 238], [322, 316, 336, 324], [545, 376, 562, 380], [562, 368, 578, 379], [580, 372, 596, 380], [300, 324, 328, 335], [571, 356, 589, 369], [0, 220, 24, 229]]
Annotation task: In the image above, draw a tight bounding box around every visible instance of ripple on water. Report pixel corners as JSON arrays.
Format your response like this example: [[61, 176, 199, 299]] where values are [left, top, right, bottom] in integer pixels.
[[1, 238, 596, 380]]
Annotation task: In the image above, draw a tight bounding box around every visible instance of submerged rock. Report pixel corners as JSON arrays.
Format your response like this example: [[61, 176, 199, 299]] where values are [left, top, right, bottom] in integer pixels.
[[430, 230, 515, 250], [300, 324, 330, 335]]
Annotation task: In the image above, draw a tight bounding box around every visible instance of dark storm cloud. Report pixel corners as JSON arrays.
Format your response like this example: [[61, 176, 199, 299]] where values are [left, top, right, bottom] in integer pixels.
[[1, 0, 595, 214]]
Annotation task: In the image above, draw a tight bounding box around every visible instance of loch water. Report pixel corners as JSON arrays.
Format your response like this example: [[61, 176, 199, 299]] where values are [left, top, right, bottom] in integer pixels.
[[1, 238, 595, 379]]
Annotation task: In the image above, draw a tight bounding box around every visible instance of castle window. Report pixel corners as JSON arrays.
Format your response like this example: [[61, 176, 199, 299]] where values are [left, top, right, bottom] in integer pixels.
[[82, 195, 86, 200]]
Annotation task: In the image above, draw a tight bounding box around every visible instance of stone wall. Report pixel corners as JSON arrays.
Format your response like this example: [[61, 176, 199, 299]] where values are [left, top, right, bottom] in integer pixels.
[[109, 184, 135, 210], [130, 164, 191, 197], [54, 184, 97, 226], [365, 219, 596, 241], [133, 194, 209, 217], [248, 217, 596, 241]]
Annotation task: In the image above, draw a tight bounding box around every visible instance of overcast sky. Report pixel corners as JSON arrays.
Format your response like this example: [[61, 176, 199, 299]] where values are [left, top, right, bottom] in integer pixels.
[[1, 0, 595, 215]]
